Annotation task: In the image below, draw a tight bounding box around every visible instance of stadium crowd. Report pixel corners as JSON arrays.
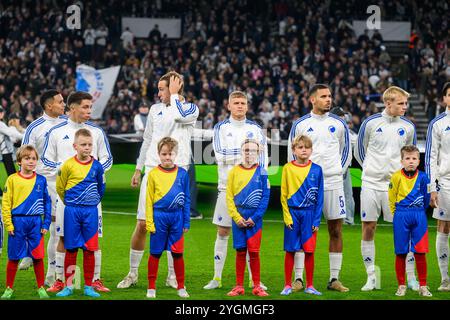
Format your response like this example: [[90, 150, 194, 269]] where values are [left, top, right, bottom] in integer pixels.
[[0, 0, 448, 140]]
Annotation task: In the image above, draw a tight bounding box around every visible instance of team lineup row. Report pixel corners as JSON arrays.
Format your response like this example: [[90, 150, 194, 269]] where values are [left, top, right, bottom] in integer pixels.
[[1, 72, 450, 299]]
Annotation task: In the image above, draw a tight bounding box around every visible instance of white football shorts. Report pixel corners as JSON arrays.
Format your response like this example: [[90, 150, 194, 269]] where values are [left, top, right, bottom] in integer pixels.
[[360, 187, 392, 222], [212, 190, 232, 227], [433, 188, 450, 221], [323, 188, 347, 221]]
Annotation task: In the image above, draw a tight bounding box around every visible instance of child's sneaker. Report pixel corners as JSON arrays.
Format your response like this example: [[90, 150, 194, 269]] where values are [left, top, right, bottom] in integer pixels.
[[56, 286, 74, 297], [146, 289, 156, 298], [249, 279, 268, 290], [395, 285, 407, 296], [227, 286, 245, 296], [1, 287, 14, 299], [304, 286, 322, 295], [84, 285, 101, 298], [280, 286, 292, 296], [252, 286, 269, 297], [177, 288, 190, 298], [37, 286, 50, 299], [203, 278, 222, 290], [92, 279, 110, 292], [47, 279, 65, 293], [418, 286, 432, 297]]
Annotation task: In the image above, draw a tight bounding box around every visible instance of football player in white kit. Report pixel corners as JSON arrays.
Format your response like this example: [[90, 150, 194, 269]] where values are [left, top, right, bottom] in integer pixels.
[[426, 82, 450, 291], [355, 86, 417, 291], [42, 91, 113, 293], [18, 90, 67, 285], [117, 71, 199, 289], [203, 91, 269, 290], [288, 84, 351, 292]]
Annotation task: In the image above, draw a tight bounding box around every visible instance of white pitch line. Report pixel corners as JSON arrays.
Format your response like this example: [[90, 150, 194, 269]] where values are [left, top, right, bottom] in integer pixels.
[[103, 210, 408, 227]]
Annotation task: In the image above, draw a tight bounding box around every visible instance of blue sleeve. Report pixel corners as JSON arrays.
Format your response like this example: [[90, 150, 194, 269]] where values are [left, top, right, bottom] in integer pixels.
[[42, 179, 52, 230], [313, 167, 324, 227], [96, 163, 106, 200], [421, 174, 430, 210], [183, 171, 191, 230], [251, 173, 270, 222]]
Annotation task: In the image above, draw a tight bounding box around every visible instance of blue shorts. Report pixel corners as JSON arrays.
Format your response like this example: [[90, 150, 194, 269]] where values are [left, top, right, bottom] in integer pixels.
[[64, 205, 99, 251], [393, 208, 428, 255], [232, 214, 262, 252], [150, 210, 184, 255], [284, 208, 317, 253], [8, 215, 44, 260]]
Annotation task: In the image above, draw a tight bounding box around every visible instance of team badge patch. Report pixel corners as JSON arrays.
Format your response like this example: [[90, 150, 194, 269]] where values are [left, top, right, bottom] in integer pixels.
[[246, 131, 254, 138], [328, 125, 336, 133], [397, 127, 405, 136]]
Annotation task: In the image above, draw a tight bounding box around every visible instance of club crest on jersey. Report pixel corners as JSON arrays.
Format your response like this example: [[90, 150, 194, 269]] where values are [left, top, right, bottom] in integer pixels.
[[397, 127, 405, 136], [328, 125, 336, 133], [246, 131, 254, 138]]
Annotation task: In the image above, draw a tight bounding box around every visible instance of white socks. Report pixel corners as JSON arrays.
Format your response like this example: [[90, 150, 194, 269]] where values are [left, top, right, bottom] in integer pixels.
[[55, 251, 65, 281], [94, 250, 102, 281], [329, 252, 343, 280], [406, 251, 416, 282], [294, 251, 305, 280], [130, 249, 144, 276], [436, 232, 449, 281], [46, 223, 57, 277], [213, 234, 229, 280], [361, 240, 375, 277], [167, 251, 175, 278]]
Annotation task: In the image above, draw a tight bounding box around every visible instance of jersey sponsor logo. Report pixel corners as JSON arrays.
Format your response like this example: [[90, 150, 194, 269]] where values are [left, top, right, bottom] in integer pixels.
[[328, 125, 336, 133], [307, 127, 314, 132], [63, 135, 70, 140], [246, 131, 254, 138], [376, 127, 383, 133], [397, 127, 405, 136]]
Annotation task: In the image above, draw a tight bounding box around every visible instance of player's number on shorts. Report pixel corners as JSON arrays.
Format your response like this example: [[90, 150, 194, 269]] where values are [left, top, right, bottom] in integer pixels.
[[339, 196, 344, 208]]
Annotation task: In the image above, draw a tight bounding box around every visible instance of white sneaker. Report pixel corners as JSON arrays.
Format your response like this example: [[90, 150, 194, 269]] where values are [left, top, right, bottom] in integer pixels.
[[249, 280, 268, 290], [203, 279, 222, 290], [407, 279, 419, 291], [19, 257, 33, 270], [419, 286, 432, 297], [166, 275, 178, 289], [146, 289, 156, 298], [395, 285, 407, 296], [44, 274, 55, 287], [178, 288, 190, 298], [117, 273, 138, 289], [438, 279, 450, 292], [361, 275, 377, 291]]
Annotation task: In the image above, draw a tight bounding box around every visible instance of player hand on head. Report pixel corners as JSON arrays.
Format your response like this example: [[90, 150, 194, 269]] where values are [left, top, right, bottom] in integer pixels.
[[245, 218, 255, 228], [312, 226, 319, 233], [237, 218, 247, 228], [430, 191, 439, 208], [169, 75, 183, 95]]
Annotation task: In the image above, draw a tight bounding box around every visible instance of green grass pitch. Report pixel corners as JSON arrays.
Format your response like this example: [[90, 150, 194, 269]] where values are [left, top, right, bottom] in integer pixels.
[[0, 164, 448, 300]]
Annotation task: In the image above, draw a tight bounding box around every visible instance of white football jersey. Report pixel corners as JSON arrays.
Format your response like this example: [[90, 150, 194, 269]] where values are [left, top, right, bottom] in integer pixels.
[[425, 109, 450, 191], [354, 110, 416, 191], [213, 116, 268, 191], [288, 111, 352, 191], [136, 94, 199, 170], [41, 119, 113, 182]]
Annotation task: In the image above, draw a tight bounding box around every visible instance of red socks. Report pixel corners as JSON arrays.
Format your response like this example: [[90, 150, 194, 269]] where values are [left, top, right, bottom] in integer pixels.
[[395, 254, 407, 285], [284, 251, 295, 287], [65, 250, 78, 286], [248, 251, 260, 287], [235, 250, 247, 287], [305, 252, 314, 288], [83, 250, 95, 286], [147, 255, 160, 289], [33, 259, 45, 288], [414, 253, 427, 286], [6, 260, 19, 288], [173, 255, 185, 289]]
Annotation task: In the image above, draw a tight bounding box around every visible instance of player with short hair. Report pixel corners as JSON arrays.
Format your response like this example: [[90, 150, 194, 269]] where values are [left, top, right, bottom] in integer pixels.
[[42, 91, 113, 293], [281, 135, 324, 296], [145, 137, 190, 299], [226, 139, 270, 297], [1, 145, 51, 299], [55, 129, 106, 298], [355, 86, 418, 291], [203, 91, 269, 290], [18, 89, 67, 284], [426, 82, 450, 291], [117, 71, 199, 290], [288, 84, 351, 292], [389, 145, 432, 297]]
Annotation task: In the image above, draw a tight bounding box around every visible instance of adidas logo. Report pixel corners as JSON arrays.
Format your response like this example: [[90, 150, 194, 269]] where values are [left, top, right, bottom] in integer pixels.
[[307, 127, 314, 132], [214, 255, 221, 261], [227, 133, 232, 137], [340, 209, 346, 215], [63, 135, 70, 140], [157, 111, 163, 115], [364, 257, 372, 262], [376, 127, 383, 133], [445, 126, 450, 131], [439, 254, 448, 260]]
